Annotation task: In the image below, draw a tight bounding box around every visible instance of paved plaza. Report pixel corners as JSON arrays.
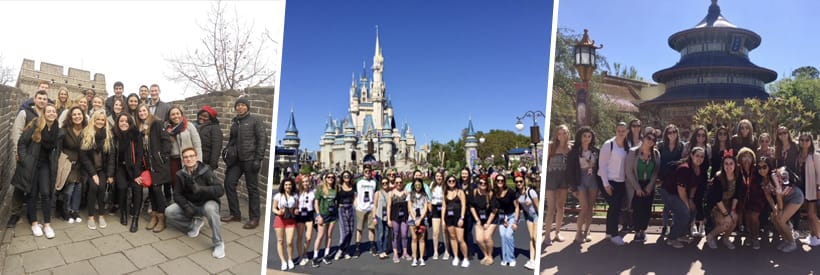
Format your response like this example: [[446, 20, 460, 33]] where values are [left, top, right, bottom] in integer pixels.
[[1, 197, 265, 275], [541, 223, 820, 274]]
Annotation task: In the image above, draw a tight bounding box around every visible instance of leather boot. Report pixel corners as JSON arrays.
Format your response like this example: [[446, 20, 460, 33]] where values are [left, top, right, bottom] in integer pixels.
[[146, 212, 158, 230], [153, 213, 166, 233], [130, 215, 139, 233], [120, 209, 128, 225]]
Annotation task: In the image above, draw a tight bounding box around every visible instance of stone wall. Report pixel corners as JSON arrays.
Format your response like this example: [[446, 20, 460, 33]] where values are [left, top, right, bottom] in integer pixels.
[[167, 87, 275, 201], [0, 85, 32, 249], [16, 59, 107, 101]]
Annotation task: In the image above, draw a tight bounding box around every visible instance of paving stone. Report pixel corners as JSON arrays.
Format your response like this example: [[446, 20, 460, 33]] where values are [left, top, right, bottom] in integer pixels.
[[57, 241, 101, 263], [123, 245, 168, 269], [178, 234, 214, 252], [158, 257, 209, 275], [3, 254, 24, 275], [188, 248, 237, 273], [7, 235, 37, 254], [201, 225, 240, 243], [21, 247, 65, 273], [152, 238, 196, 259], [153, 226, 185, 240], [230, 260, 265, 275], [91, 234, 133, 255], [123, 230, 162, 247], [30, 269, 52, 275], [222, 221, 257, 237], [225, 241, 259, 263], [97, 220, 129, 236], [64, 226, 103, 242], [33, 231, 73, 249], [216, 270, 233, 275], [51, 260, 98, 275], [236, 234, 264, 254], [128, 265, 166, 275], [89, 253, 138, 275]]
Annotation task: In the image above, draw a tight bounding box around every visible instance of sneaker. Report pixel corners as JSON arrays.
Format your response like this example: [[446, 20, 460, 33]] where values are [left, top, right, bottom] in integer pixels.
[[287, 260, 294, 270], [722, 237, 736, 250], [461, 259, 470, 267], [809, 236, 820, 247], [188, 218, 205, 238], [781, 241, 798, 253], [452, 258, 459, 266], [98, 217, 108, 229], [213, 243, 226, 259], [432, 253, 439, 260], [344, 253, 352, 259], [752, 239, 761, 250], [87, 219, 97, 230], [500, 261, 508, 266], [524, 260, 535, 270], [634, 232, 646, 243], [32, 224, 43, 237], [334, 250, 343, 260], [706, 236, 718, 249], [608, 235, 625, 246], [419, 259, 426, 266], [312, 258, 320, 267], [691, 224, 699, 237], [68, 218, 75, 224], [698, 225, 706, 237], [411, 259, 418, 267], [299, 257, 310, 266], [379, 252, 388, 259], [509, 261, 516, 267], [666, 239, 684, 249], [74, 214, 82, 223], [321, 257, 331, 265], [281, 263, 288, 271], [394, 256, 401, 263], [43, 225, 55, 239], [442, 253, 450, 260]]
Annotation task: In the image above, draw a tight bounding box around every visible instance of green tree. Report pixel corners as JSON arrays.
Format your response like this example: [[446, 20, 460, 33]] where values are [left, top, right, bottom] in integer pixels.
[[769, 69, 820, 133], [693, 97, 814, 134], [792, 66, 819, 79]]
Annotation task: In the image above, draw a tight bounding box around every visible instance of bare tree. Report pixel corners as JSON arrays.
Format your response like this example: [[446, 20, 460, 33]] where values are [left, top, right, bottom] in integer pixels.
[[0, 54, 16, 86], [165, 1, 278, 94]]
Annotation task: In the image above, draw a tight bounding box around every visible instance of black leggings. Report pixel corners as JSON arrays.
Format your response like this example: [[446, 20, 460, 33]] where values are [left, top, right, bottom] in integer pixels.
[[631, 180, 653, 231], [148, 184, 167, 212], [87, 170, 108, 217], [27, 161, 53, 224], [117, 166, 143, 216]]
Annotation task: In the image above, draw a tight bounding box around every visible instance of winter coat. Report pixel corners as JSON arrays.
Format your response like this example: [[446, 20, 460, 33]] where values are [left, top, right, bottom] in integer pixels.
[[81, 130, 116, 180], [12, 123, 64, 193], [114, 129, 145, 181], [228, 113, 265, 162], [196, 121, 223, 169], [142, 120, 172, 186], [168, 121, 202, 161], [174, 161, 224, 208]]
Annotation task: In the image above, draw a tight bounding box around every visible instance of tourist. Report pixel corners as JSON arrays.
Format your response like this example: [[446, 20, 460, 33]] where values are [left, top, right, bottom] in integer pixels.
[[125, 93, 140, 118], [705, 150, 741, 250], [354, 165, 377, 257], [470, 174, 495, 266], [80, 110, 114, 230], [273, 177, 298, 270], [442, 175, 469, 267], [737, 148, 765, 249], [221, 96, 264, 229], [165, 147, 226, 259], [624, 131, 660, 243], [105, 81, 126, 116], [517, 173, 539, 270], [59, 106, 89, 225], [83, 88, 97, 112], [195, 105, 223, 170], [334, 170, 357, 260], [106, 97, 124, 128], [626, 119, 643, 148], [658, 124, 685, 237], [598, 122, 630, 245], [295, 175, 316, 266], [620, 119, 643, 232], [7, 89, 49, 228], [684, 125, 711, 237], [764, 165, 803, 252], [428, 170, 451, 260], [136, 104, 172, 232], [312, 172, 338, 267], [373, 177, 392, 259], [408, 178, 429, 267], [113, 113, 145, 232], [14, 104, 61, 238], [166, 106, 202, 205], [731, 119, 758, 153], [74, 96, 89, 118], [545, 125, 570, 243], [54, 86, 72, 116], [90, 96, 105, 119], [663, 147, 706, 249], [797, 133, 820, 246], [388, 175, 411, 263], [493, 173, 519, 267], [756, 133, 775, 162], [567, 126, 599, 243], [774, 126, 800, 232], [457, 167, 476, 259], [147, 84, 172, 122], [138, 85, 150, 104]]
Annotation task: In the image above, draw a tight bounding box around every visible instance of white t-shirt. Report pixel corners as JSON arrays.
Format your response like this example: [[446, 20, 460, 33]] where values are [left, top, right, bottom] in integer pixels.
[[430, 185, 444, 205], [297, 189, 315, 212], [355, 178, 377, 212], [598, 137, 627, 186], [274, 193, 298, 209]]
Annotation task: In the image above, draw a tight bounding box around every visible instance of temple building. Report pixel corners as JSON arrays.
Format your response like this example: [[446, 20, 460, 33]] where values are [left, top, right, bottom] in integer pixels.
[[319, 29, 423, 171], [640, 0, 777, 128]]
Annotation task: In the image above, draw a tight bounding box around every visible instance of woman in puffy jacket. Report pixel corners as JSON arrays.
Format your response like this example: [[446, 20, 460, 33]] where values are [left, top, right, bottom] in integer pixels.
[[137, 104, 172, 232], [196, 105, 223, 170], [113, 113, 146, 232], [80, 109, 115, 230]]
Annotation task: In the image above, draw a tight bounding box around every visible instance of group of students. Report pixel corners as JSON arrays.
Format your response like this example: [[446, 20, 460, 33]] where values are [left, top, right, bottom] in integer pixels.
[[545, 119, 820, 252], [272, 165, 541, 271], [7, 80, 267, 259]]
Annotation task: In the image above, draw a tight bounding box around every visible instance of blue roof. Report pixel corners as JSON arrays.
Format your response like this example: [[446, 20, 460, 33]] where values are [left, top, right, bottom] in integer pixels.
[[643, 83, 769, 105], [467, 119, 476, 137], [324, 115, 334, 133], [653, 52, 777, 83], [285, 111, 298, 134], [507, 148, 528, 155], [344, 113, 355, 130], [275, 146, 297, 155], [362, 115, 375, 134], [382, 115, 391, 130]]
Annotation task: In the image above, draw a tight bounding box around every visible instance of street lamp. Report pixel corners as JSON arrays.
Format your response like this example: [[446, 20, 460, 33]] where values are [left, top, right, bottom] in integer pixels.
[[573, 29, 603, 127], [516, 110, 545, 172]]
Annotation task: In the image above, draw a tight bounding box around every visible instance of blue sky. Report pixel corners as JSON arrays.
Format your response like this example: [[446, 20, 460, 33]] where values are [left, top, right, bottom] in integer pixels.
[[273, 0, 552, 152], [556, 0, 819, 83]]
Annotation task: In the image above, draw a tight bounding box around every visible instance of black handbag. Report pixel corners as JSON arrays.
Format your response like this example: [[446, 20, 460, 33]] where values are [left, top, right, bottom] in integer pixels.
[[221, 143, 238, 167]]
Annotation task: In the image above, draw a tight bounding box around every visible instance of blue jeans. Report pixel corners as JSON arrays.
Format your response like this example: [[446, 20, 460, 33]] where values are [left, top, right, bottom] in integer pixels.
[[375, 217, 390, 253], [63, 181, 83, 213], [498, 215, 516, 263], [165, 201, 223, 245], [660, 189, 690, 240]]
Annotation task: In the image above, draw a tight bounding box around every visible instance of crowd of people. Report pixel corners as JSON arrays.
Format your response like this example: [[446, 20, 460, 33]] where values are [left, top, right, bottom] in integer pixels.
[[8, 80, 267, 259], [272, 165, 540, 271], [545, 119, 820, 253]]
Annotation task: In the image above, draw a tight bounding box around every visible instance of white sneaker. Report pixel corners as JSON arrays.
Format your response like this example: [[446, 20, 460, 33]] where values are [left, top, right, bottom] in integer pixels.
[[98, 217, 107, 229], [411, 259, 418, 267], [299, 257, 310, 266], [722, 237, 735, 250], [69, 218, 76, 224], [74, 216, 82, 223], [213, 243, 226, 259], [442, 253, 450, 260], [509, 261, 516, 267], [31, 224, 43, 237], [452, 258, 459, 266], [280, 262, 287, 271], [334, 250, 343, 260], [432, 253, 439, 260], [87, 219, 97, 230], [609, 235, 625, 246], [524, 260, 535, 270], [43, 225, 55, 239], [461, 259, 470, 268], [781, 241, 798, 253], [188, 217, 205, 238], [419, 259, 426, 266], [287, 260, 294, 270]]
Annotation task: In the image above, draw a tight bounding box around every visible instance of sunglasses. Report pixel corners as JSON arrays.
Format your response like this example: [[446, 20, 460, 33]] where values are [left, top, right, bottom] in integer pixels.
[[696, 133, 706, 137], [514, 180, 525, 183], [667, 131, 677, 135], [644, 136, 656, 142], [800, 139, 812, 142], [447, 179, 456, 182], [478, 181, 487, 185]]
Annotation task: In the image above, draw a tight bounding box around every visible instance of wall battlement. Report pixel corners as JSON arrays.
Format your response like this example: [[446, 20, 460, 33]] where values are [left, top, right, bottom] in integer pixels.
[[16, 59, 106, 100]]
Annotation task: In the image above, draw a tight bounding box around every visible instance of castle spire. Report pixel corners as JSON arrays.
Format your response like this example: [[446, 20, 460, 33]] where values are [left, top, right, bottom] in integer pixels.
[[375, 25, 382, 58], [285, 109, 298, 134]]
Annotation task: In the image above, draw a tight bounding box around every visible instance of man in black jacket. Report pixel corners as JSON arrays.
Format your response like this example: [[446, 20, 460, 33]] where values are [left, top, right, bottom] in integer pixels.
[[220, 96, 265, 229], [165, 147, 226, 258]]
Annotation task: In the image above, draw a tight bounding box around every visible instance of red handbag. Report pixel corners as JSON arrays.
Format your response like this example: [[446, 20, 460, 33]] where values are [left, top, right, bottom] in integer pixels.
[[131, 142, 152, 187]]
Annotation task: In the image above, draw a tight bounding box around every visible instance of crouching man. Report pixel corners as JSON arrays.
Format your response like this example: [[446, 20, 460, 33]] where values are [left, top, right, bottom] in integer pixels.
[[165, 147, 226, 258]]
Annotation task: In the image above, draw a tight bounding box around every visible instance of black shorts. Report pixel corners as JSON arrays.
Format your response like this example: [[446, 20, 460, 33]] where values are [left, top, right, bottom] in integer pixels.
[[444, 207, 461, 227], [431, 204, 443, 219], [296, 210, 315, 223]]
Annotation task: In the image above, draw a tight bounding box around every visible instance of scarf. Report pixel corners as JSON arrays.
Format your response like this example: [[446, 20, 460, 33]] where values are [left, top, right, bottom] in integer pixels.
[[166, 117, 188, 137]]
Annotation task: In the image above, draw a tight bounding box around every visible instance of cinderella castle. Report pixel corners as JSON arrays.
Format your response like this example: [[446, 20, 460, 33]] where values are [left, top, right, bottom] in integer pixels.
[[318, 29, 425, 171]]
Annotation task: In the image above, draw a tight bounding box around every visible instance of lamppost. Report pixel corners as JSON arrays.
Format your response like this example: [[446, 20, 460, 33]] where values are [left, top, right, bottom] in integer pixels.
[[477, 136, 486, 172], [516, 110, 545, 172], [573, 29, 603, 128]]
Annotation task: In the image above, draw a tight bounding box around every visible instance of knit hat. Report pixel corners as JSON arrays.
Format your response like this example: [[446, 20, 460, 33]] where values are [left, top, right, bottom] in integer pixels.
[[198, 105, 218, 118], [235, 96, 250, 109]]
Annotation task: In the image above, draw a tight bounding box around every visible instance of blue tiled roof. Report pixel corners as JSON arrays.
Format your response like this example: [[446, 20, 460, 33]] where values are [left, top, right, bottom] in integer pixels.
[[653, 52, 776, 83], [642, 83, 769, 105], [285, 111, 298, 134]]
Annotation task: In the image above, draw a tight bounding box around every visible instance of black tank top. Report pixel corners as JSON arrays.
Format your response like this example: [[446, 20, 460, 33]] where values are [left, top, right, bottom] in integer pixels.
[[445, 191, 461, 218], [390, 192, 408, 221], [337, 186, 355, 205]]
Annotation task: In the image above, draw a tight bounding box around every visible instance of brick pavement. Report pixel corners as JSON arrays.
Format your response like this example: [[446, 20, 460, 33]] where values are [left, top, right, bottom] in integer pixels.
[[1, 197, 265, 275]]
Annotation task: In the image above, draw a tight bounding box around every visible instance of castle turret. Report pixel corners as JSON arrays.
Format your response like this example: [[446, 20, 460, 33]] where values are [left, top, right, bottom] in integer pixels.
[[465, 118, 478, 170], [282, 109, 300, 150]]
